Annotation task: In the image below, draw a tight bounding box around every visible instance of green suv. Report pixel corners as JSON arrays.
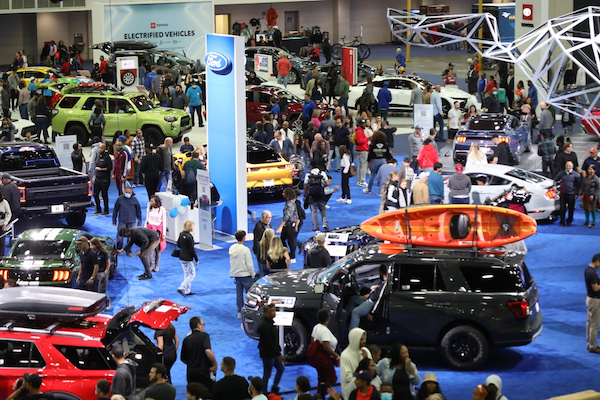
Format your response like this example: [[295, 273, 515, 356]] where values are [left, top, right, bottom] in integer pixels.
[[51, 92, 192, 146]]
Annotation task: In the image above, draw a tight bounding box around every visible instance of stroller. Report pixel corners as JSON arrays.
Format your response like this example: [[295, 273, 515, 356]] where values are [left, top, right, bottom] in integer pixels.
[[290, 153, 305, 189]]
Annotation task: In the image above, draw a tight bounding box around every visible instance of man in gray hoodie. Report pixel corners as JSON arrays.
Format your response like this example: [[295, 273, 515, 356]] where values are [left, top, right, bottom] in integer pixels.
[[229, 230, 255, 319], [486, 374, 508, 400], [408, 126, 424, 172], [448, 163, 471, 204]]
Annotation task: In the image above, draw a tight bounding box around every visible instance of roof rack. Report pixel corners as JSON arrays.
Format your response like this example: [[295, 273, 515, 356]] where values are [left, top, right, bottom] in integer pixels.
[[0, 319, 95, 340]]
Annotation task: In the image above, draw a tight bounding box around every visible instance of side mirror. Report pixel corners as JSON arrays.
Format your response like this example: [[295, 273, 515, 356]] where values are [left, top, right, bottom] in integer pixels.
[[128, 108, 135, 113], [314, 283, 325, 294]]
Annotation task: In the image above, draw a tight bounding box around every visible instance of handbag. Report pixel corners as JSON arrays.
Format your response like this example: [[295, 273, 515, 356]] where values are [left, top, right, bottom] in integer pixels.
[[349, 164, 357, 177], [171, 248, 180, 258], [307, 339, 332, 368]]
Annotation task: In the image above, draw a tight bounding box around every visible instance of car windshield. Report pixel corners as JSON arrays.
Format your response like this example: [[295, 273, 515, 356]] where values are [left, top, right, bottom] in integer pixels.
[[48, 69, 65, 78], [247, 145, 281, 164], [164, 52, 194, 65], [130, 95, 155, 111], [12, 240, 71, 258], [506, 168, 547, 183], [0, 149, 58, 170], [316, 256, 353, 284], [468, 119, 505, 130]]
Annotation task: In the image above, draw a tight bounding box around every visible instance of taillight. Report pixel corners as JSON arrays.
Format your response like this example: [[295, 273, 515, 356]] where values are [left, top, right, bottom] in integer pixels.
[[87, 181, 93, 197], [247, 168, 252, 174], [499, 137, 509, 143], [508, 300, 530, 319], [545, 190, 557, 200], [18, 186, 26, 203], [0, 270, 8, 280], [456, 136, 467, 143], [52, 270, 71, 281]]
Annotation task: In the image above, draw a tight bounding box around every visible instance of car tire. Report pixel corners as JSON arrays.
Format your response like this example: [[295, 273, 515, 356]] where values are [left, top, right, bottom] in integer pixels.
[[47, 392, 83, 400], [288, 69, 299, 85], [66, 213, 86, 227], [65, 124, 90, 146], [284, 318, 309, 362], [525, 131, 532, 152], [144, 127, 166, 148], [440, 325, 489, 370], [121, 71, 136, 86], [442, 99, 451, 116]]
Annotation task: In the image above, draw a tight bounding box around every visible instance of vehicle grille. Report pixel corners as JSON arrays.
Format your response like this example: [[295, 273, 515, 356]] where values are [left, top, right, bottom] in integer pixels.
[[181, 116, 191, 127]]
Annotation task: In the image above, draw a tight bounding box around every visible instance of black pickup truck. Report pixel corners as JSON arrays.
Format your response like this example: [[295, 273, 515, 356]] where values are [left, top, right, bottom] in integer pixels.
[[0, 142, 92, 227]]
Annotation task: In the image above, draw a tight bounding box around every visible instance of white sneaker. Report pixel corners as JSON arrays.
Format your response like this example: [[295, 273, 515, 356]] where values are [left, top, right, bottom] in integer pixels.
[[336, 198, 346, 202], [237, 312, 241, 319], [290, 258, 296, 263], [325, 205, 330, 209], [346, 199, 352, 204]]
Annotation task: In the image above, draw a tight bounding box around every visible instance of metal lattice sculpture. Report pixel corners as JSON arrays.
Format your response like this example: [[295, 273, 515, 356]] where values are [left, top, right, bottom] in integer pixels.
[[387, 7, 600, 136]]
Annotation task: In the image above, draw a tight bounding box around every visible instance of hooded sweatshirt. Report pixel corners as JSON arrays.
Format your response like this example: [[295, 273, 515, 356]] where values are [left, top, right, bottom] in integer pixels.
[[229, 243, 255, 278], [448, 172, 472, 199], [341, 328, 366, 400], [306, 245, 331, 269], [486, 374, 508, 400]]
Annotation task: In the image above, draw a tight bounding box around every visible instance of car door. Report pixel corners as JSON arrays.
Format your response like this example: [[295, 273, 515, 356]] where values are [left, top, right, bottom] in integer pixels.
[[467, 173, 494, 204], [387, 260, 451, 345], [0, 339, 54, 397], [104, 98, 137, 135], [246, 90, 262, 124], [395, 78, 414, 108], [81, 97, 106, 135]]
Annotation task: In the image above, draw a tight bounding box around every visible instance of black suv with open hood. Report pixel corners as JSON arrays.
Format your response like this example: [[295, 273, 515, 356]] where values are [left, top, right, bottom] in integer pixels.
[[242, 242, 542, 370]]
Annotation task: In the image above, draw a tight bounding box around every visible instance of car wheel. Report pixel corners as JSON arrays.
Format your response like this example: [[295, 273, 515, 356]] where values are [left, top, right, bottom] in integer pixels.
[[525, 131, 532, 152], [284, 318, 309, 362], [515, 143, 522, 164], [442, 99, 451, 115], [440, 325, 489, 370], [288, 69, 299, 85], [65, 124, 89, 146], [47, 391, 83, 400], [66, 213, 86, 227], [144, 127, 166, 148], [121, 71, 136, 86]]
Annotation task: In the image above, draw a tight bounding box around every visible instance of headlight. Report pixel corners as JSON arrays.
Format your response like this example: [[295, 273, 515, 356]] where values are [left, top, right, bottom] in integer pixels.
[[246, 297, 257, 308], [164, 116, 178, 122]]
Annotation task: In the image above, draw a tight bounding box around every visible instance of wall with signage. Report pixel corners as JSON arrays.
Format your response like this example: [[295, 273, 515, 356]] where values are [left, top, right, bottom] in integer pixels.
[[92, 1, 213, 63]]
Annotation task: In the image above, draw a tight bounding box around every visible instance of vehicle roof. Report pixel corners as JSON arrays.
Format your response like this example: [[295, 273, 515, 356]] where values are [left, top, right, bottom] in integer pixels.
[[471, 113, 511, 122], [62, 91, 144, 99], [19, 227, 84, 242]]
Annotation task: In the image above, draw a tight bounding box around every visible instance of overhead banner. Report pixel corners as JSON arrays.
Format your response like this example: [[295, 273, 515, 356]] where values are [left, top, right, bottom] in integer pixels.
[[413, 104, 434, 134], [103, 1, 213, 62]]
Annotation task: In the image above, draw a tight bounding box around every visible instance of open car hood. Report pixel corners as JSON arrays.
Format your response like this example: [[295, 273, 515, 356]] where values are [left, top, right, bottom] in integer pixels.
[[106, 298, 190, 333], [90, 40, 157, 55]]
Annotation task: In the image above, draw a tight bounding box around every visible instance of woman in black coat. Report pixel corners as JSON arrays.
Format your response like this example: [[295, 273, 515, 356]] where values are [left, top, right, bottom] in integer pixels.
[[177, 220, 199, 296]]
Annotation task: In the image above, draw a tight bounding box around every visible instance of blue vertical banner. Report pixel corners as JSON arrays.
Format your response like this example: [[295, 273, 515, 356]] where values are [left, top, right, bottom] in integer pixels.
[[205, 34, 247, 235]]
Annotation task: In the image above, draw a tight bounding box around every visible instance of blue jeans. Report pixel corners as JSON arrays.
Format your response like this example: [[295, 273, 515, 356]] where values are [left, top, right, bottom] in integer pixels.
[[368, 158, 386, 192], [158, 170, 172, 192], [179, 260, 196, 295], [19, 104, 28, 120], [451, 197, 469, 204], [339, 97, 348, 114], [434, 113, 445, 140], [235, 276, 254, 313], [277, 74, 288, 88], [429, 195, 443, 204], [310, 201, 328, 230], [262, 356, 285, 392], [346, 295, 374, 331], [333, 146, 341, 170], [116, 221, 136, 253], [380, 109, 389, 122], [258, 261, 270, 278]]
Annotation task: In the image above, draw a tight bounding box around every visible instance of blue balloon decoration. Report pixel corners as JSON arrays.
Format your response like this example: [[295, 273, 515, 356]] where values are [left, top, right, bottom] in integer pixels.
[[181, 197, 190, 207], [169, 208, 179, 218]]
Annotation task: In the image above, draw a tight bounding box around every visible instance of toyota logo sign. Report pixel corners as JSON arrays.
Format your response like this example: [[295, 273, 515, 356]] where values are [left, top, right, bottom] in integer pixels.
[[204, 52, 232, 75], [522, 4, 533, 20]]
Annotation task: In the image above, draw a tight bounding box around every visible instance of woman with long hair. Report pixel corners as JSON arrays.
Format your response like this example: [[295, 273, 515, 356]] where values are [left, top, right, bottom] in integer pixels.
[[465, 104, 479, 122], [259, 228, 275, 277], [311, 109, 322, 131], [337, 145, 352, 204], [416, 373, 445, 400], [154, 323, 179, 381], [266, 236, 291, 272], [145, 195, 166, 272], [465, 142, 488, 169], [376, 342, 421, 400], [310, 309, 340, 399], [90, 238, 111, 295], [581, 164, 600, 228], [276, 187, 299, 261], [177, 220, 198, 296], [381, 171, 400, 214], [345, 116, 356, 162], [87, 104, 105, 143], [159, 86, 171, 107]]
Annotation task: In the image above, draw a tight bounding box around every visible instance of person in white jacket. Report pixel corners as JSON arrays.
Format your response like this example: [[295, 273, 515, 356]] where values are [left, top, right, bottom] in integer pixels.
[[229, 230, 255, 319], [465, 142, 488, 170], [340, 328, 367, 400]]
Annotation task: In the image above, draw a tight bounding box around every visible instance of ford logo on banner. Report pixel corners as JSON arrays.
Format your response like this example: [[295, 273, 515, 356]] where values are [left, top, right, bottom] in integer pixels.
[[204, 52, 232, 75]]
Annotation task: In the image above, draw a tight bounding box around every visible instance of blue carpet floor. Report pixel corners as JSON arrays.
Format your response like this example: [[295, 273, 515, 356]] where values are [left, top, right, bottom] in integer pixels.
[[17, 165, 600, 400]]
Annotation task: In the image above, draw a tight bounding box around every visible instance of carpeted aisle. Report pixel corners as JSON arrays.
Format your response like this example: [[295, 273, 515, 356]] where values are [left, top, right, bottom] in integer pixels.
[[18, 166, 600, 399]]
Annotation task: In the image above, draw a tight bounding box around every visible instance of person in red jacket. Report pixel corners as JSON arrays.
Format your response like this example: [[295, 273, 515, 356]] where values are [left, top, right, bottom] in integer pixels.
[[309, 45, 320, 63], [276, 53, 292, 88], [355, 117, 369, 187], [60, 59, 71, 75], [99, 56, 108, 82], [113, 140, 128, 196], [417, 138, 440, 172], [485, 77, 497, 94]]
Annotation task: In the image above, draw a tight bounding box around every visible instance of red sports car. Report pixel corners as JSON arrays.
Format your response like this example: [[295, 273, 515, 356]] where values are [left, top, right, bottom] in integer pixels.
[[246, 85, 329, 127], [582, 107, 600, 137], [0, 287, 189, 400]]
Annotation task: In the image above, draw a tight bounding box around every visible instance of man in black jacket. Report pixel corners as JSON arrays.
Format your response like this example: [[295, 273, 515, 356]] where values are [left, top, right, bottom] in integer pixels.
[[273, 26, 283, 48], [93, 143, 113, 215], [306, 233, 331, 269], [258, 304, 285, 394], [117, 226, 160, 280], [140, 145, 162, 199], [253, 210, 272, 277], [181, 316, 218, 392], [110, 345, 133, 399]]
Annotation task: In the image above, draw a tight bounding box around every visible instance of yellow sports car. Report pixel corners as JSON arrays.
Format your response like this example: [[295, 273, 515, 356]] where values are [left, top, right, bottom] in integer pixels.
[[174, 139, 292, 194], [8, 66, 64, 81]]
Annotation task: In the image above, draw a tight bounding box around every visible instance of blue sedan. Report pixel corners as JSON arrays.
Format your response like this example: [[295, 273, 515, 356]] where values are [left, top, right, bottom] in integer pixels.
[[453, 113, 532, 164]]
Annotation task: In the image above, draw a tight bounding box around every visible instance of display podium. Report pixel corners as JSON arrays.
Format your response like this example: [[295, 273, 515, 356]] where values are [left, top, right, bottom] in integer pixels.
[[156, 192, 200, 244]]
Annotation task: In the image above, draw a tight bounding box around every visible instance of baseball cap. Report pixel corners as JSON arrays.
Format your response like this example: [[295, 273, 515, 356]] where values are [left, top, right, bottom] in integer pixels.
[[23, 373, 42, 389], [419, 171, 430, 179], [353, 370, 373, 383], [75, 236, 89, 245], [455, 163, 464, 173], [184, 137, 190, 142], [384, 81, 389, 86], [92, 136, 101, 144], [1, 173, 10, 180], [356, 116, 365, 124], [273, 25, 279, 29], [590, 147, 597, 153], [415, 125, 423, 130], [316, 233, 326, 243], [118, 135, 127, 143], [449, 62, 455, 66]]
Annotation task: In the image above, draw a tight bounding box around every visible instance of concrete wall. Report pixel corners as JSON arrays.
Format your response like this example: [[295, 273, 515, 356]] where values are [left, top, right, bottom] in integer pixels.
[[0, 14, 36, 65]]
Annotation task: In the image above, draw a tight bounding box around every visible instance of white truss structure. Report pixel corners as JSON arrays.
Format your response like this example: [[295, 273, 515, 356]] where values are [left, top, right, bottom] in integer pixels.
[[387, 7, 600, 136]]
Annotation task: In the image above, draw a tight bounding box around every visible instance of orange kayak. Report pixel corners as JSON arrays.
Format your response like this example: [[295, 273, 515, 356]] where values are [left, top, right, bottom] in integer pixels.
[[360, 205, 537, 249]]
